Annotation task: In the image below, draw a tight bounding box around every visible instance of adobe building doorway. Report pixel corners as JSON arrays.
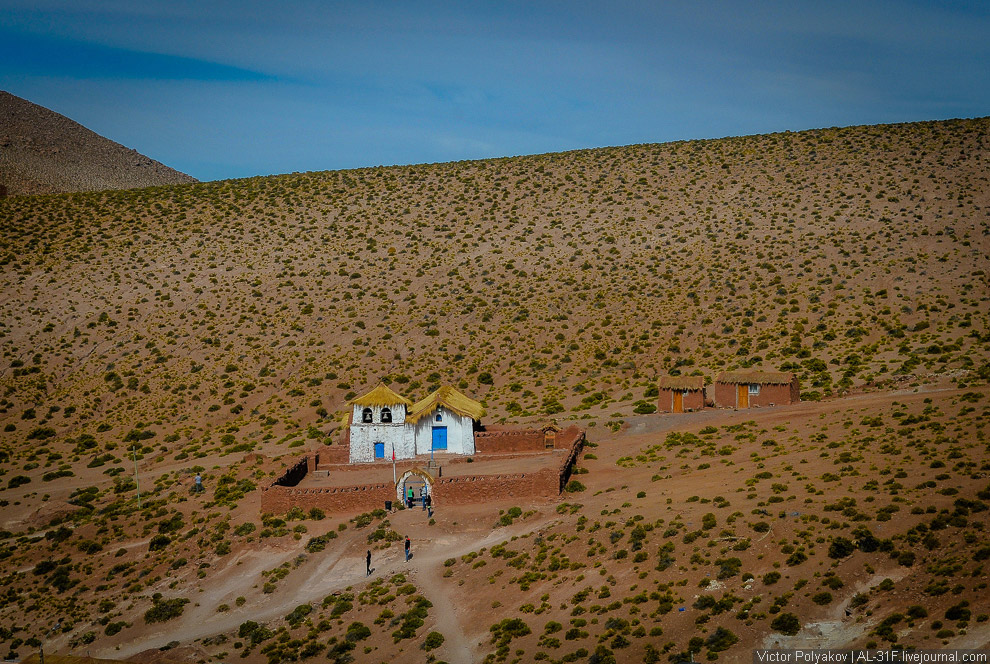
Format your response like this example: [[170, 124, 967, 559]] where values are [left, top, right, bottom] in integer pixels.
[[396, 468, 433, 507]]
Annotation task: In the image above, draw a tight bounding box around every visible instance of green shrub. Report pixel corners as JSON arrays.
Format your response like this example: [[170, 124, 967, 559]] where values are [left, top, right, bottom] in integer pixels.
[[234, 522, 256, 536], [285, 603, 312, 627], [849, 593, 869, 609], [346, 621, 371, 642], [945, 602, 971, 622], [424, 631, 445, 651], [104, 621, 128, 636], [305, 531, 338, 552], [7, 475, 30, 489], [828, 537, 855, 559], [705, 627, 739, 652], [144, 597, 188, 624], [564, 480, 586, 493], [770, 612, 801, 636], [238, 620, 273, 645]]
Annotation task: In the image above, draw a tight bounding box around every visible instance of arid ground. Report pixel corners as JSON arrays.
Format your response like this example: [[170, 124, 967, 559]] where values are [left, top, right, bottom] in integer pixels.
[[0, 116, 987, 663]]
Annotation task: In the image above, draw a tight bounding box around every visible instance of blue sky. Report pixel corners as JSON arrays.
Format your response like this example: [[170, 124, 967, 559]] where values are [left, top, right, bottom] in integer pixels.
[[2, 1, 988, 181]]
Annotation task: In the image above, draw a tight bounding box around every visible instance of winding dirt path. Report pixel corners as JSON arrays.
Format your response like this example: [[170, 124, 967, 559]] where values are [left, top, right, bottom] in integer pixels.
[[91, 505, 556, 661], [409, 561, 476, 662]]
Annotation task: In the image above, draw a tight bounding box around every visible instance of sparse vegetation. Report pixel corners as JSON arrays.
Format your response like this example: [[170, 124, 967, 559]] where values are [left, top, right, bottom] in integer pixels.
[[0, 117, 987, 664]]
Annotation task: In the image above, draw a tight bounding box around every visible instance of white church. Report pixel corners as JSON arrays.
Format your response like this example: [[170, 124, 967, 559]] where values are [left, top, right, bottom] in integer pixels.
[[348, 383, 485, 464]]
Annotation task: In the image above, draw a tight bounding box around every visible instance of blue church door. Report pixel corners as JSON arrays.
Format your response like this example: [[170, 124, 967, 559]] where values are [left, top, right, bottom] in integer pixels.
[[431, 427, 447, 450], [374, 442, 385, 459]]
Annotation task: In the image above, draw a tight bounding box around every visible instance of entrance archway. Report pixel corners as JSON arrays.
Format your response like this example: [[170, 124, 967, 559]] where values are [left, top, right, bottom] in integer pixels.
[[396, 468, 433, 507]]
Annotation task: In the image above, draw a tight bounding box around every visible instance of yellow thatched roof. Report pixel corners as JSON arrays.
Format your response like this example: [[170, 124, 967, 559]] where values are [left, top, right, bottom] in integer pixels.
[[716, 370, 794, 385], [407, 385, 485, 423], [350, 383, 412, 407], [659, 375, 706, 391]]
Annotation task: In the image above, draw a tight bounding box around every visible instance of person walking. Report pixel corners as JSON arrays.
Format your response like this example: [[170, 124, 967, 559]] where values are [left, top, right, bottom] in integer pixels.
[[426, 493, 433, 518], [366, 550, 372, 576], [420, 486, 426, 510], [194, 474, 203, 493], [404, 536, 411, 562]]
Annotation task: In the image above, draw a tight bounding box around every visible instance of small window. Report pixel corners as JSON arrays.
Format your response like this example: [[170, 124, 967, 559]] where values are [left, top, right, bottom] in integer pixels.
[[748, 384, 760, 395], [682, 390, 690, 397], [381, 407, 392, 423], [435, 412, 442, 422], [361, 407, 373, 423]]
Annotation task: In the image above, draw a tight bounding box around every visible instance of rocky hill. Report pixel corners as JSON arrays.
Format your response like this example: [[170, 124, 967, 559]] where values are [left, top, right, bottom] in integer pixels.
[[0, 91, 196, 196]]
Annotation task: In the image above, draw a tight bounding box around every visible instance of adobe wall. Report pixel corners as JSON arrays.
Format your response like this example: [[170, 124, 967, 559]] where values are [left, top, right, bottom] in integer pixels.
[[711, 381, 799, 408], [339, 415, 351, 447], [261, 426, 585, 515], [274, 457, 309, 487], [554, 426, 584, 491], [433, 467, 559, 505], [747, 381, 799, 407], [261, 483, 394, 515], [711, 383, 737, 408], [553, 426, 583, 453], [657, 389, 705, 413], [474, 429, 544, 453], [317, 446, 350, 466], [475, 425, 584, 453]]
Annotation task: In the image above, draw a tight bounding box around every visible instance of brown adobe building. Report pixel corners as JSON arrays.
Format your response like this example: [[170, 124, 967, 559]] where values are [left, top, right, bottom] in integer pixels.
[[657, 375, 706, 413], [712, 370, 799, 408]]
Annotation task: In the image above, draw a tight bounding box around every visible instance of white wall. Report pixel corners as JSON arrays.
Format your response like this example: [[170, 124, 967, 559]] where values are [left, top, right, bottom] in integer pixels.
[[349, 404, 476, 463], [412, 407, 475, 456], [349, 403, 414, 463]]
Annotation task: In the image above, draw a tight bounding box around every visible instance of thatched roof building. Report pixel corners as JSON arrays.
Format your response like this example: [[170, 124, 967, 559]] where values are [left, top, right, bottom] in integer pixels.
[[407, 385, 485, 424], [715, 370, 795, 385], [658, 375, 706, 391], [712, 370, 799, 408], [350, 383, 412, 407]]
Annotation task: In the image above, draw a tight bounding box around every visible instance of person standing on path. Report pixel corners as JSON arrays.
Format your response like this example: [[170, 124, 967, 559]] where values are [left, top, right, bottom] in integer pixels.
[[194, 474, 203, 493], [404, 536, 411, 562], [426, 493, 433, 518], [366, 550, 372, 576], [420, 486, 426, 510]]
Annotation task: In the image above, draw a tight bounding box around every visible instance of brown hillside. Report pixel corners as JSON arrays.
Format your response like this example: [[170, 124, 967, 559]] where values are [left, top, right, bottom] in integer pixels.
[[0, 91, 196, 196], [0, 117, 988, 662], [0, 387, 987, 663], [0, 117, 986, 461]]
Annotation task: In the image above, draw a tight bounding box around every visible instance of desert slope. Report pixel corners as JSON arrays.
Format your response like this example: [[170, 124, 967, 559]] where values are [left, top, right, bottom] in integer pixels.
[[0, 91, 196, 196], [0, 117, 986, 461], [0, 117, 988, 663]]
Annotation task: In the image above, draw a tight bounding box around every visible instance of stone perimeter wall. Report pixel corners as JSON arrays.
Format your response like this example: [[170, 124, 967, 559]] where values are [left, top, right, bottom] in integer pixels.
[[474, 429, 544, 453], [260, 425, 585, 516], [260, 481, 394, 516], [435, 426, 584, 505]]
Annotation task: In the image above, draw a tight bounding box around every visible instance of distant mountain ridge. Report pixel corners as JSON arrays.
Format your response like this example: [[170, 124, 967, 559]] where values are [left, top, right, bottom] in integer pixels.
[[0, 90, 196, 196]]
